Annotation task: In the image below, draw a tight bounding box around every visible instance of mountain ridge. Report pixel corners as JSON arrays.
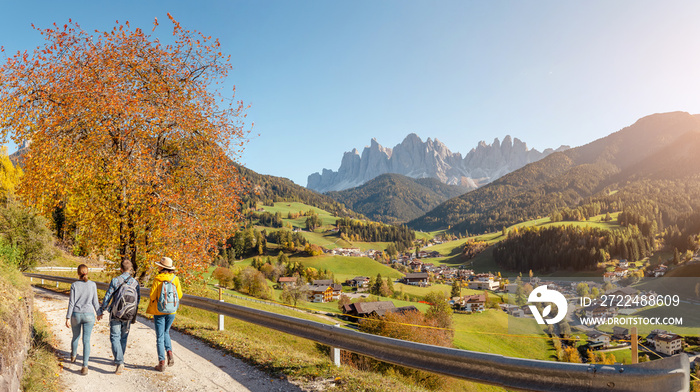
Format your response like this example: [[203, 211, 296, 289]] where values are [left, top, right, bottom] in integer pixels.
[[407, 111, 700, 232], [307, 134, 569, 193]]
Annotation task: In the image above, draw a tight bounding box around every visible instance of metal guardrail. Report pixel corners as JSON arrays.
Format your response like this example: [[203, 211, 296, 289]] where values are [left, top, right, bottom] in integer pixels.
[[25, 272, 691, 392], [35, 266, 105, 272]]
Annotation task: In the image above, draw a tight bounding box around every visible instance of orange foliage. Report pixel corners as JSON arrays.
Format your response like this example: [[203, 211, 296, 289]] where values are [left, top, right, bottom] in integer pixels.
[[0, 16, 249, 283]]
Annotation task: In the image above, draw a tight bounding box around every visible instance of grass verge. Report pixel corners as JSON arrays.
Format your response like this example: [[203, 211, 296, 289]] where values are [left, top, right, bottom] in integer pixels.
[[21, 309, 61, 392]]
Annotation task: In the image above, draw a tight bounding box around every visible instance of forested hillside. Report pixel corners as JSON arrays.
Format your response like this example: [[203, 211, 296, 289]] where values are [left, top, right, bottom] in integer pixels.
[[408, 112, 700, 234], [327, 173, 468, 224], [233, 163, 364, 219]]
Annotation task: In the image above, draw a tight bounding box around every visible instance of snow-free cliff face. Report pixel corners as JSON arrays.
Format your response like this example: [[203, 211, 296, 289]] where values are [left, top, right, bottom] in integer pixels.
[[307, 134, 568, 193]]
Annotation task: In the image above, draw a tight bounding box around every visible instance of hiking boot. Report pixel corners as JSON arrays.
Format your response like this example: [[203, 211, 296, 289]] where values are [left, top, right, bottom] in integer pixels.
[[81, 366, 88, 375], [167, 350, 174, 366], [154, 360, 166, 372], [115, 364, 124, 375]]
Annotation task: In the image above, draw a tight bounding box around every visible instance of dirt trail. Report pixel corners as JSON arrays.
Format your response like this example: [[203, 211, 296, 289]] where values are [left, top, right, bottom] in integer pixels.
[[33, 287, 303, 392]]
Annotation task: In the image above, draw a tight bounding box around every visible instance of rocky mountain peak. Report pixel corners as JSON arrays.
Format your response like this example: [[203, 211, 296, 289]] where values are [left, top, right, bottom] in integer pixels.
[[307, 134, 568, 193]]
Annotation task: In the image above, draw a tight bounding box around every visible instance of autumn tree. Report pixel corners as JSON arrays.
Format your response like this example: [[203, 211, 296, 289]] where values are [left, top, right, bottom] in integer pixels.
[[337, 293, 351, 312], [450, 279, 461, 298], [0, 16, 249, 283], [0, 147, 22, 202], [280, 275, 308, 307], [423, 291, 453, 330], [234, 267, 271, 299]]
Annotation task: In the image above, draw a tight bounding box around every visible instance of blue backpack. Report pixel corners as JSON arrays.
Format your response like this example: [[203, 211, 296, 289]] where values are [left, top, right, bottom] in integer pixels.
[[157, 276, 179, 314]]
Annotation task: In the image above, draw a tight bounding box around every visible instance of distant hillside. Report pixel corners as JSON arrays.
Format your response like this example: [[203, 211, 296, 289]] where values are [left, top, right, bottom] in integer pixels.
[[233, 163, 364, 219], [408, 111, 700, 233], [308, 133, 568, 193], [326, 173, 469, 224]]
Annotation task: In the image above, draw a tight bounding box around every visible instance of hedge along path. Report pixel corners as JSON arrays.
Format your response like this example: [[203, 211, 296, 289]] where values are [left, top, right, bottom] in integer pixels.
[[32, 287, 302, 392]]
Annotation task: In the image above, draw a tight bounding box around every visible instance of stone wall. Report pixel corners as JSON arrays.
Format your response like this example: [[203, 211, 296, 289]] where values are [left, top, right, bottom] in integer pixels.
[[0, 282, 33, 392]]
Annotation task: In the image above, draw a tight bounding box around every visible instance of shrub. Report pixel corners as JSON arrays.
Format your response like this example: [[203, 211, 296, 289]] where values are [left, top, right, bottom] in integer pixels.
[[0, 199, 54, 270], [212, 267, 235, 288], [234, 266, 272, 299]]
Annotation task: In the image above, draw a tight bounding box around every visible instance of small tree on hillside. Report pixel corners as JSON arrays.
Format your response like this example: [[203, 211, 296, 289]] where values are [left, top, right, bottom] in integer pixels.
[[450, 280, 461, 298], [385, 277, 395, 297], [280, 277, 309, 307], [337, 294, 351, 312], [423, 291, 453, 330], [235, 267, 272, 299]]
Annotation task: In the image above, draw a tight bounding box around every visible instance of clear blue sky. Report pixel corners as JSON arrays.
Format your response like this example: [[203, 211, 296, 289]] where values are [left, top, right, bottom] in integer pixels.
[[2, 1, 700, 186]]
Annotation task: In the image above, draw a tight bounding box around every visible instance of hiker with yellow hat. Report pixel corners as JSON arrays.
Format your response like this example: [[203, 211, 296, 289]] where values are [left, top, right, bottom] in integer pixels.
[[146, 256, 183, 372]]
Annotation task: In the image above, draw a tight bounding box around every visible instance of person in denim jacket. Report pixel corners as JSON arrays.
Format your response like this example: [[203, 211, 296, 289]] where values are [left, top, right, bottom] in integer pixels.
[[98, 259, 141, 375]]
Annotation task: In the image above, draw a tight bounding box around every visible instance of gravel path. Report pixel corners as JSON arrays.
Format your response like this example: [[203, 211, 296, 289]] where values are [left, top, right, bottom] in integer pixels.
[[33, 287, 304, 392]]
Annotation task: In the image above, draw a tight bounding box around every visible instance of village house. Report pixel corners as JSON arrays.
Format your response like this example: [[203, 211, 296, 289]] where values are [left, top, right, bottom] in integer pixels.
[[587, 331, 611, 349], [618, 260, 629, 268], [457, 269, 474, 279], [331, 247, 362, 257], [504, 304, 525, 317], [313, 279, 342, 300], [654, 333, 684, 355], [346, 276, 370, 290], [612, 326, 630, 341], [307, 284, 334, 303], [468, 274, 499, 291], [461, 294, 486, 313], [409, 260, 423, 272], [584, 304, 617, 320], [649, 264, 667, 277], [403, 272, 430, 286], [603, 272, 616, 282], [504, 283, 518, 294], [277, 276, 297, 287]]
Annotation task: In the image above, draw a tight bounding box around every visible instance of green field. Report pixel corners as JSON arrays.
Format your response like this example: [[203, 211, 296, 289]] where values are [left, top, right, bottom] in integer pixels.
[[608, 348, 633, 364], [452, 310, 554, 360], [259, 202, 340, 227], [393, 282, 486, 298], [299, 255, 404, 282], [295, 229, 353, 249]]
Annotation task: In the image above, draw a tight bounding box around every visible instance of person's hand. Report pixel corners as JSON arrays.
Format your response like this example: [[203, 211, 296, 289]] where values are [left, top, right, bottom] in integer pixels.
[[65, 319, 70, 328]]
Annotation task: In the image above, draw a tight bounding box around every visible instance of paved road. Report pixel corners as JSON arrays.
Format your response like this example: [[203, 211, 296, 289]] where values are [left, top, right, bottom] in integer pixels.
[[33, 287, 304, 392]]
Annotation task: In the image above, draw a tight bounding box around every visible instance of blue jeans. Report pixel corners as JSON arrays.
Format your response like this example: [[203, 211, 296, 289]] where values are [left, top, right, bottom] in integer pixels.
[[110, 318, 131, 365], [154, 314, 176, 361], [70, 312, 95, 367]]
